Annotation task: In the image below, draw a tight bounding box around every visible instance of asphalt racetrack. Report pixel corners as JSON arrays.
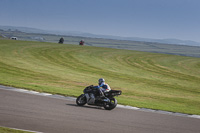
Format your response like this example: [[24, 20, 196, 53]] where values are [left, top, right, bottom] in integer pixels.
[[0, 87, 200, 133]]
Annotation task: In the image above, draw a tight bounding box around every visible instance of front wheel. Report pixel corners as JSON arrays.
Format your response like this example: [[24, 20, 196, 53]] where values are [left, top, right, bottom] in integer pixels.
[[104, 98, 117, 110], [76, 94, 87, 106]]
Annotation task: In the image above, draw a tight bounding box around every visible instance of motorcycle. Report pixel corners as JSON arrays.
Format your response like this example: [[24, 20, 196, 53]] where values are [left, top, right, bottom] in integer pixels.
[[76, 85, 122, 110]]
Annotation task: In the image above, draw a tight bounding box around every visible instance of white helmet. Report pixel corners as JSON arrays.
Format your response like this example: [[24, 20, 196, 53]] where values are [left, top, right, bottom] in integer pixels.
[[98, 78, 105, 85]]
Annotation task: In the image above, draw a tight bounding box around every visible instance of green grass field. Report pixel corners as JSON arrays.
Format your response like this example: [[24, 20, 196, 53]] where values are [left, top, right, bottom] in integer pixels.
[[0, 39, 200, 114], [2, 30, 200, 58], [0, 126, 32, 133]]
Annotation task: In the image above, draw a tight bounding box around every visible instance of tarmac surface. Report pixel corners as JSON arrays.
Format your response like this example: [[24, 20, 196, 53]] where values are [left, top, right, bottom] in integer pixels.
[[0, 87, 200, 133]]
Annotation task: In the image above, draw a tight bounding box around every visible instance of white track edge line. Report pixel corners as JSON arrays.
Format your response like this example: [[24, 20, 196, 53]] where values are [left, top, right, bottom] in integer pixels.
[[0, 126, 43, 133], [0, 85, 200, 119]]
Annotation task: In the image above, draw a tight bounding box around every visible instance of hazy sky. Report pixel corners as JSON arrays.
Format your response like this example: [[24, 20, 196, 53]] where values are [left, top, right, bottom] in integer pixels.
[[1, 0, 200, 42]]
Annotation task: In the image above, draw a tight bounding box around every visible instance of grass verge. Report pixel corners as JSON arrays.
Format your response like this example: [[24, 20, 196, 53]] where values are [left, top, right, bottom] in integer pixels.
[[0, 126, 33, 133], [0, 39, 200, 114]]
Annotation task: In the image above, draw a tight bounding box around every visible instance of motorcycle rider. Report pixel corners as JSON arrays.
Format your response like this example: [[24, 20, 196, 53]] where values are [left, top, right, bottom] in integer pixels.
[[79, 40, 84, 45], [94, 78, 111, 99]]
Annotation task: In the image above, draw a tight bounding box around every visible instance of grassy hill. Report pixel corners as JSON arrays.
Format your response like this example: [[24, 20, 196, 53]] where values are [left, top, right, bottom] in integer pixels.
[[0, 39, 200, 114], [1, 30, 200, 58]]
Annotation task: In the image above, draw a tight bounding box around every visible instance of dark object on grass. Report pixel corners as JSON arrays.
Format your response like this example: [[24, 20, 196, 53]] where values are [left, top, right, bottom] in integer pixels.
[[79, 40, 84, 45], [58, 37, 64, 44]]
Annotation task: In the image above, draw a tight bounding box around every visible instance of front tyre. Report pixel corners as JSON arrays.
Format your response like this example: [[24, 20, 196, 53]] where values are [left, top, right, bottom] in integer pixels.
[[76, 94, 87, 106], [104, 98, 117, 110]]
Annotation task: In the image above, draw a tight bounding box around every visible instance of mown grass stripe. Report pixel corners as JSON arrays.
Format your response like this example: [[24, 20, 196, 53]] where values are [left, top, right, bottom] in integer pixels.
[[0, 39, 200, 115]]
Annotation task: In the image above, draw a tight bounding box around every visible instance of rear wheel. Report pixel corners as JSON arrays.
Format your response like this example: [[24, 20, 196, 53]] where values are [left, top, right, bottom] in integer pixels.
[[104, 98, 117, 110], [76, 94, 87, 106]]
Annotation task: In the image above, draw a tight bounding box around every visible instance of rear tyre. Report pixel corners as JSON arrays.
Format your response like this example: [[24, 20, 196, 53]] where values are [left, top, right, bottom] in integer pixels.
[[76, 94, 87, 106], [104, 98, 117, 110]]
